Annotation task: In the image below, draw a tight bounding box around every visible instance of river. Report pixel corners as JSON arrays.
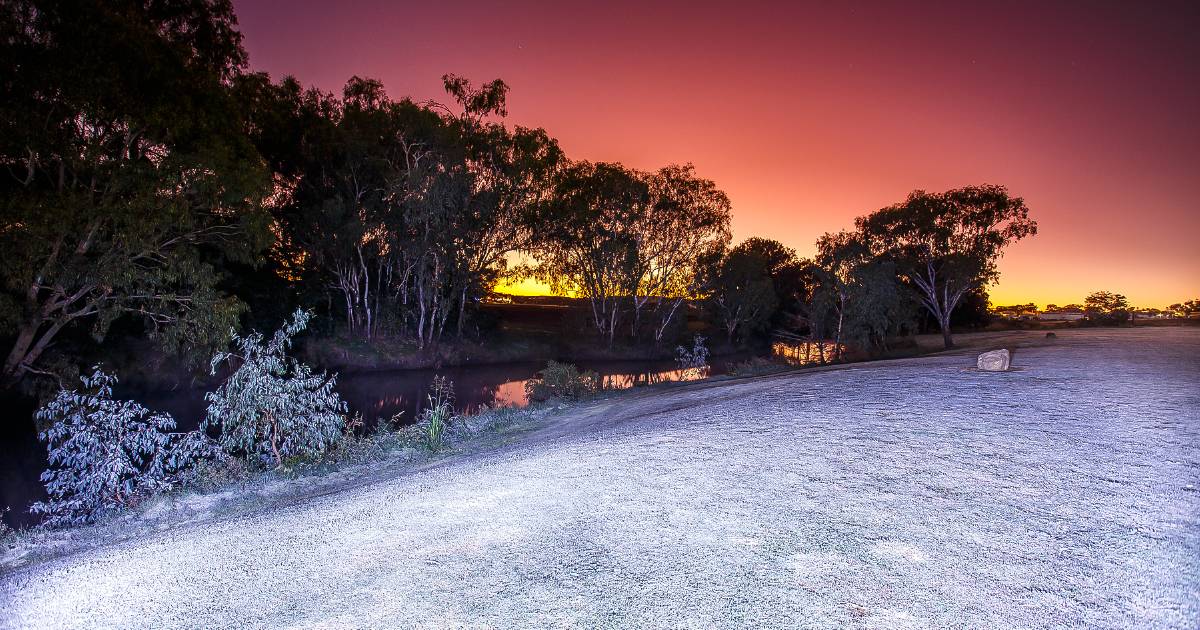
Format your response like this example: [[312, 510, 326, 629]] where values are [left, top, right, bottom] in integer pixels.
[[0, 341, 841, 529]]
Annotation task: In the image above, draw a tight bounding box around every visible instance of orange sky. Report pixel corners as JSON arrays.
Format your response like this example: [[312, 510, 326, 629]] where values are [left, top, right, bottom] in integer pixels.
[[234, 0, 1199, 307]]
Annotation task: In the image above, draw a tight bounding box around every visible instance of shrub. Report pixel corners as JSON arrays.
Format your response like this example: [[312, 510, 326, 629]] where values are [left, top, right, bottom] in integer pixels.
[[675, 335, 710, 378], [420, 376, 455, 452], [524, 360, 600, 402], [30, 367, 214, 527], [204, 310, 347, 468]]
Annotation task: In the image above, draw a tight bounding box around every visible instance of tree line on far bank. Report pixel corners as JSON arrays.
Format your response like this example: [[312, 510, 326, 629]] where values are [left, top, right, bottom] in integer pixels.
[[1, 0, 1039, 396], [991, 293, 1200, 325]]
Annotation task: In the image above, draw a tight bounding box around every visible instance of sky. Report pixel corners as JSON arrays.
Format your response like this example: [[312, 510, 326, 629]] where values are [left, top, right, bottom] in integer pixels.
[[233, 0, 1199, 307]]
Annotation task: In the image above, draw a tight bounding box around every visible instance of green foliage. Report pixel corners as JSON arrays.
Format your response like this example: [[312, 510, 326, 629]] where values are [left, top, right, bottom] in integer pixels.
[[0, 0, 271, 387], [524, 361, 600, 402], [31, 367, 215, 526], [855, 185, 1037, 348], [534, 162, 731, 345], [704, 239, 799, 342], [204, 310, 347, 468], [420, 376, 455, 452], [808, 231, 912, 355], [1083, 291, 1131, 325], [242, 70, 563, 347], [534, 162, 650, 344]]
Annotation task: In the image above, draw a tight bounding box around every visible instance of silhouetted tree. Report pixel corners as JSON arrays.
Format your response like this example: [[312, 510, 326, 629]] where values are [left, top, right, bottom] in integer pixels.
[[703, 239, 794, 342], [242, 72, 558, 347], [809, 232, 909, 358], [534, 162, 649, 345], [856, 185, 1036, 349], [1167, 299, 1199, 318], [631, 164, 731, 342], [1083, 291, 1130, 325]]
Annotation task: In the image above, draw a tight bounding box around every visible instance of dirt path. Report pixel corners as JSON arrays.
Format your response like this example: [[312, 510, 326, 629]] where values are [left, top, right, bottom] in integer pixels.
[[2, 328, 1197, 628]]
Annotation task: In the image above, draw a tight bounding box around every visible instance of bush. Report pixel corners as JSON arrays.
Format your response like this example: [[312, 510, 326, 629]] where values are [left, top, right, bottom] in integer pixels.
[[204, 310, 347, 468], [524, 360, 600, 402], [420, 376, 455, 452], [675, 335, 710, 378], [31, 367, 214, 527]]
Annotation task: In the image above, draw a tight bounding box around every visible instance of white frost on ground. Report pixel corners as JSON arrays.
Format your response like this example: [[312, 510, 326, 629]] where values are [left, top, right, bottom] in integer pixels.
[[1, 328, 1198, 628]]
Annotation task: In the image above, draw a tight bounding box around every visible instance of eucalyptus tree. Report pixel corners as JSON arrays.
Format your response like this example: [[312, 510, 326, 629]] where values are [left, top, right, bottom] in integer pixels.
[[248, 72, 559, 347], [704, 242, 781, 343], [631, 164, 732, 342], [204, 309, 346, 468], [735, 237, 808, 331], [432, 75, 564, 339], [0, 0, 270, 388], [247, 74, 448, 342], [535, 162, 651, 345], [1083, 290, 1131, 325], [855, 185, 1036, 348], [810, 231, 908, 358], [32, 367, 215, 526]]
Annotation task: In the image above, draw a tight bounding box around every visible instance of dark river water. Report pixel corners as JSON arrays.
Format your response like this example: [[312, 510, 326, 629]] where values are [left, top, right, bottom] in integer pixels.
[[2, 349, 811, 528]]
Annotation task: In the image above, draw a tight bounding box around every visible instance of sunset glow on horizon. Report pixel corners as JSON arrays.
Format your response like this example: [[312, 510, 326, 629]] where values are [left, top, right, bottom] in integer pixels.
[[235, 0, 1198, 308]]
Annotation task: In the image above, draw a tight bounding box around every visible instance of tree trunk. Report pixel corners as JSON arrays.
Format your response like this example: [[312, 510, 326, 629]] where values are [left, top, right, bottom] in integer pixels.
[[940, 318, 954, 349], [456, 287, 468, 338], [834, 317, 843, 361], [2, 316, 42, 387]]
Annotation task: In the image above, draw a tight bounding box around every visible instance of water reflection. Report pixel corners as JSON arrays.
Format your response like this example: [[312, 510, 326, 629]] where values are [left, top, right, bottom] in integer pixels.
[[771, 340, 844, 366], [335, 360, 722, 426], [128, 343, 839, 432]]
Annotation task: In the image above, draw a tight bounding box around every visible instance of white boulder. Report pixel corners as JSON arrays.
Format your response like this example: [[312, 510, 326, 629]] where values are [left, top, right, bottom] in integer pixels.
[[977, 349, 1011, 371]]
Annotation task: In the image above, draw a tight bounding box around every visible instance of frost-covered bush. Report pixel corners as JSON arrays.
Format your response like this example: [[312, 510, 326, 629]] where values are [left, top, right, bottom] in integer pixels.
[[204, 310, 347, 468], [524, 361, 600, 402], [31, 367, 214, 527], [675, 335, 710, 378]]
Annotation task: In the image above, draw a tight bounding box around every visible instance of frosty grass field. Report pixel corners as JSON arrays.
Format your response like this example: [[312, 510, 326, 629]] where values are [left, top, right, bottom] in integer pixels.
[[1, 328, 1197, 628]]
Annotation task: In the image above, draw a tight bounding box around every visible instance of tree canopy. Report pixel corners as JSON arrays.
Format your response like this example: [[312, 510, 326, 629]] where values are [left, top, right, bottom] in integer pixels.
[[856, 185, 1037, 348], [0, 0, 270, 387]]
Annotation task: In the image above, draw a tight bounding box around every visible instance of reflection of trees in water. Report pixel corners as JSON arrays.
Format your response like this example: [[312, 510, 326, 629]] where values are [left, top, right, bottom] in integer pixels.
[[490, 380, 528, 408], [771, 340, 843, 366], [335, 359, 734, 429], [458, 379, 504, 413], [600, 366, 711, 390], [336, 369, 508, 426]]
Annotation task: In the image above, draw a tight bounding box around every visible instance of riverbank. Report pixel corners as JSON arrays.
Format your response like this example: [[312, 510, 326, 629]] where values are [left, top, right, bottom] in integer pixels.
[[0, 326, 1063, 532], [0, 329, 972, 566], [3, 327, 1196, 627]]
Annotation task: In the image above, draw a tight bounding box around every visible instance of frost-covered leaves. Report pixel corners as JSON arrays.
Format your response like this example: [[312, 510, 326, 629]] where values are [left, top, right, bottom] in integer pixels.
[[204, 310, 347, 467], [675, 335, 710, 374], [524, 361, 600, 403], [31, 367, 215, 527]]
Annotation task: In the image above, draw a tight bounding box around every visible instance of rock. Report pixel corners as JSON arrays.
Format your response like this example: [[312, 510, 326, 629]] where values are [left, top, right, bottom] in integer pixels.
[[977, 349, 1011, 371]]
